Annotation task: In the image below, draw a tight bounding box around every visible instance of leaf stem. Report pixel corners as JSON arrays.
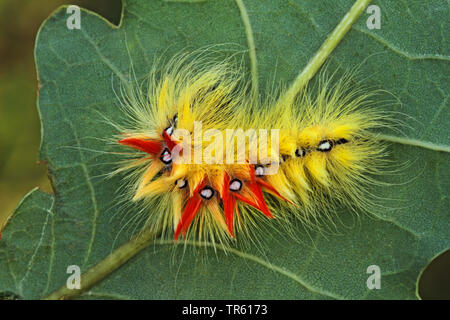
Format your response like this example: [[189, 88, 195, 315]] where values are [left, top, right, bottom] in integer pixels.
[[44, 230, 159, 300], [280, 0, 372, 106], [375, 133, 450, 153], [235, 0, 259, 98]]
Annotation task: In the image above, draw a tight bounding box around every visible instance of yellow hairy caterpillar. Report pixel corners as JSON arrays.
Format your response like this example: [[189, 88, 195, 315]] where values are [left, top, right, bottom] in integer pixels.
[[112, 52, 391, 245]]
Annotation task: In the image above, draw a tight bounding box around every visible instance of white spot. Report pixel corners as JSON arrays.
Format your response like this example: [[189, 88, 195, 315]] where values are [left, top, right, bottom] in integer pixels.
[[165, 126, 173, 136], [255, 166, 264, 176], [318, 141, 332, 151], [161, 149, 172, 163], [229, 179, 242, 192], [176, 179, 187, 189], [200, 187, 214, 199], [295, 148, 306, 157]]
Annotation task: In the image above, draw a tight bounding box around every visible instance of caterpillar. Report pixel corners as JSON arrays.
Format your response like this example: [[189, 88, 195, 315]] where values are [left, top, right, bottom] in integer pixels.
[[113, 53, 390, 245]]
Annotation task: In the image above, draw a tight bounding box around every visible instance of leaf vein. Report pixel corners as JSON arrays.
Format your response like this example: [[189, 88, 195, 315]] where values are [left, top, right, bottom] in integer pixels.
[[353, 27, 450, 61]]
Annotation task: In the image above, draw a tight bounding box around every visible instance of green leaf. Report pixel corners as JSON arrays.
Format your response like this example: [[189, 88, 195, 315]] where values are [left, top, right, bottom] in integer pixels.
[[1, 0, 448, 299]]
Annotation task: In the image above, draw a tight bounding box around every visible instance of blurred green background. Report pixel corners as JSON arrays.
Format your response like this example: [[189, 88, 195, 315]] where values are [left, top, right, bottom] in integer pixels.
[[0, 0, 447, 300]]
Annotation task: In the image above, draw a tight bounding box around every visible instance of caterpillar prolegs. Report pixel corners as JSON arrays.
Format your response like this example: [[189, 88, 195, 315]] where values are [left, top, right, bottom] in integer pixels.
[[114, 55, 390, 244]]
